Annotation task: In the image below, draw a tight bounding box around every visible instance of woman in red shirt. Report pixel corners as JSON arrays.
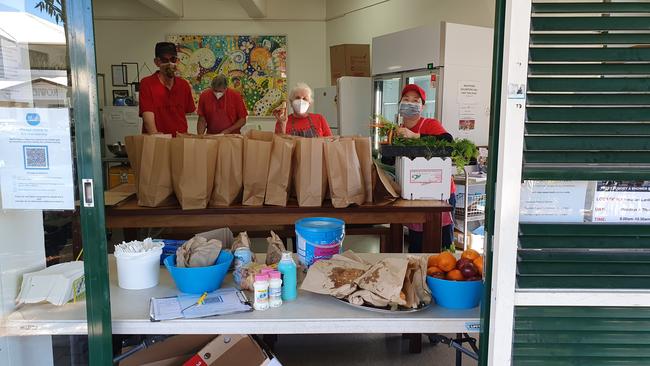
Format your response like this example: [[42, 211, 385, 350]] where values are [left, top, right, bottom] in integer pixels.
[[396, 84, 456, 252], [273, 82, 332, 137]]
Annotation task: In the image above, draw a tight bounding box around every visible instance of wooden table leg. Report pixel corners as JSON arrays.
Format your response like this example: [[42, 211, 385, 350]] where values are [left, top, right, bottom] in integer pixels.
[[388, 224, 403, 253], [422, 212, 442, 253]]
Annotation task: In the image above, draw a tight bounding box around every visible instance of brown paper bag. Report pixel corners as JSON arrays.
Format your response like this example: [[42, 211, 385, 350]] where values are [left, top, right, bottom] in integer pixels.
[[293, 137, 328, 207], [266, 231, 287, 265], [137, 134, 174, 207], [209, 135, 244, 206], [324, 138, 365, 208], [124, 135, 144, 195], [354, 257, 409, 306], [300, 256, 370, 298], [242, 130, 273, 206], [353, 137, 373, 204], [372, 162, 400, 205], [401, 256, 432, 309], [264, 135, 296, 206], [171, 136, 218, 210]]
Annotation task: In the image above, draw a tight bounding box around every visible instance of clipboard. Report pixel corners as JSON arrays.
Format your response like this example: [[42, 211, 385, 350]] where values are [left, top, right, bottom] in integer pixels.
[[149, 287, 252, 321]]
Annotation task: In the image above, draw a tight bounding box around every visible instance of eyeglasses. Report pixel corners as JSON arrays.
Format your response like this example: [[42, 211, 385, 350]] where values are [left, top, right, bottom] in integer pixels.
[[157, 56, 178, 64]]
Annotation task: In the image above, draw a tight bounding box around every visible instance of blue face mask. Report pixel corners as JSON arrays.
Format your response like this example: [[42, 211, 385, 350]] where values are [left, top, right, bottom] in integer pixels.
[[399, 102, 421, 117]]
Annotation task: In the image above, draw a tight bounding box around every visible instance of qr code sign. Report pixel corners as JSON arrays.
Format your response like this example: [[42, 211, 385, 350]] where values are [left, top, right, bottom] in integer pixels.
[[23, 145, 49, 169]]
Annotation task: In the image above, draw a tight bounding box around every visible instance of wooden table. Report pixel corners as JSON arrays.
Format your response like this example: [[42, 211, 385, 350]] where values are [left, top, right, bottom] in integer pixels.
[[105, 197, 452, 253]]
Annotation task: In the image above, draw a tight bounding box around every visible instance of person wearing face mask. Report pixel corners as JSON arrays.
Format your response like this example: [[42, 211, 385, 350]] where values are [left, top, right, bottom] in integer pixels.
[[273, 82, 332, 137], [138, 42, 195, 136], [197, 75, 248, 134], [396, 84, 456, 252]]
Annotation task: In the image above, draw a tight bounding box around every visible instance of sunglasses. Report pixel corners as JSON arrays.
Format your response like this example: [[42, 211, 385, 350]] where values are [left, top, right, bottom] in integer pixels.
[[157, 56, 178, 64]]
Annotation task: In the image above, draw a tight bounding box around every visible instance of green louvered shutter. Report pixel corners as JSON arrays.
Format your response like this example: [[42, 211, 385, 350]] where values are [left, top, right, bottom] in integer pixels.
[[513, 1, 650, 364]]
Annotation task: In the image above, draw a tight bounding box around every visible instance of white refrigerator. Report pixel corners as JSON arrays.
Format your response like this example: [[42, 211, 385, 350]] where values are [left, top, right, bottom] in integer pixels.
[[371, 22, 493, 146], [314, 76, 372, 137]]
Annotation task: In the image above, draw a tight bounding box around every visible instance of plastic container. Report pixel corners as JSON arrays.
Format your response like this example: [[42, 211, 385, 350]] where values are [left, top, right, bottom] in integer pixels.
[[164, 251, 234, 294], [295, 217, 345, 267], [159, 239, 185, 265], [115, 245, 163, 290], [426, 276, 484, 309], [253, 274, 270, 311], [277, 251, 297, 301], [268, 271, 283, 308]]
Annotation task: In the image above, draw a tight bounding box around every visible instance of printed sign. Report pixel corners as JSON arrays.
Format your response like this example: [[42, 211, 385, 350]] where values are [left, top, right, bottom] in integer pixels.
[[0, 108, 74, 209], [592, 181, 650, 223], [410, 169, 443, 184]]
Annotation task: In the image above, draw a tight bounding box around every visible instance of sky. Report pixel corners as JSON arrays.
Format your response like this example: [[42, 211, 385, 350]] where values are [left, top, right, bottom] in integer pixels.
[[0, 0, 59, 24]]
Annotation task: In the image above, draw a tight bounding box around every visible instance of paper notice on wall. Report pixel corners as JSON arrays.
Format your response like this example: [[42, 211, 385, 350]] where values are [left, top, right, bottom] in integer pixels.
[[0, 107, 74, 210], [458, 103, 480, 134], [519, 181, 589, 223], [592, 181, 650, 223], [458, 81, 481, 104]]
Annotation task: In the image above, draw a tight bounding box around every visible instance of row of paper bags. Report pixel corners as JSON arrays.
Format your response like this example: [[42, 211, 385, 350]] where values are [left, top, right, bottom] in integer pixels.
[[124, 130, 385, 210]]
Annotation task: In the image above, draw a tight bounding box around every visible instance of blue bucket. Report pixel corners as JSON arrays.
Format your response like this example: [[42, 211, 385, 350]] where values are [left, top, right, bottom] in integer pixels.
[[295, 217, 345, 267], [158, 239, 186, 265], [164, 251, 234, 294], [426, 276, 484, 309]]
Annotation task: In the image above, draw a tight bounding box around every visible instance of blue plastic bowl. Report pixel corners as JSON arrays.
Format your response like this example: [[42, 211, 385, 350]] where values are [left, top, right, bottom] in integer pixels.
[[426, 276, 484, 309], [164, 251, 234, 294]]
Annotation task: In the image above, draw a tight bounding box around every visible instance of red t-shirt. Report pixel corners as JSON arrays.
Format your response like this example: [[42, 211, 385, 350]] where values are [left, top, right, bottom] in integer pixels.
[[139, 72, 195, 136], [407, 117, 448, 136], [406, 117, 456, 194], [197, 88, 248, 134], [275, 113, 332, 137]]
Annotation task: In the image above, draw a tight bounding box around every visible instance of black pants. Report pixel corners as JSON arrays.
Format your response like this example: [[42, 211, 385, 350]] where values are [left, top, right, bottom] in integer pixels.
[[408, 193, 456, 253]]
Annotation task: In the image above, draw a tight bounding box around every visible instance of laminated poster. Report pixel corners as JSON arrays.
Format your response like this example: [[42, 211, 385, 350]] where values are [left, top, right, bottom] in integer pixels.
[[0, 107, 74, 210], [592, 181, 650, 223], [519, 181, 588, 223]]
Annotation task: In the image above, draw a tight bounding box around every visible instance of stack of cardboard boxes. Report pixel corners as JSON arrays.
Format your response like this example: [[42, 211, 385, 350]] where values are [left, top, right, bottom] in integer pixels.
[[329, 44, 371, 85]]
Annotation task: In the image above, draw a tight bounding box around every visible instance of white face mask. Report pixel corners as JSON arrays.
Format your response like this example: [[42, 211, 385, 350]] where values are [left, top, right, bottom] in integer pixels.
[[292, 99, 310, 115], [214, 91, 224, 99]]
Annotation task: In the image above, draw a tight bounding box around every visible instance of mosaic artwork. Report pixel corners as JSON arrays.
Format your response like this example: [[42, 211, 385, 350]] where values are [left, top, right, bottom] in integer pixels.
[[167, 35, 288, 117]]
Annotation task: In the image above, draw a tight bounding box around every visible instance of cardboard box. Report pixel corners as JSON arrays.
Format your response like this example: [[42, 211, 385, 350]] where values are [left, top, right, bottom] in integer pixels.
[[109, 165, 135, 189], [184, 334, 282, 366], [119, 335, 215, 366], [330, 44, 370, 85], [119, 334, 281, 366], [396, 156, 452, 200]]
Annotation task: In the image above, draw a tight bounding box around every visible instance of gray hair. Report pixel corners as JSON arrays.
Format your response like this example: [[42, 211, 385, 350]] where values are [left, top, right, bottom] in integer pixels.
[[288, 82, 313, 103], [211, 75, 228, 90]]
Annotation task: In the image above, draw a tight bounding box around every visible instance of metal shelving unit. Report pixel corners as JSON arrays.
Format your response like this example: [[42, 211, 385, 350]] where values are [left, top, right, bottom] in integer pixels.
[[454, 166, 487, 250]]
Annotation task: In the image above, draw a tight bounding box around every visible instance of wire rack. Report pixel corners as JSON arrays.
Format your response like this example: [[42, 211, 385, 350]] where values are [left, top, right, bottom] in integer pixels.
[[454, 193, 486, 219]]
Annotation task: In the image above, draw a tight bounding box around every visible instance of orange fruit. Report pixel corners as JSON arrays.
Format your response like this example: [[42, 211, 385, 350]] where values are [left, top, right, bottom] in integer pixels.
[[427, 254, 440, 268], [445, 269, 464, 281], [461, 249, 481, 261], [437, 252, 457, 272], [473, 257, 484, 276], [427, 266, 444, 277]]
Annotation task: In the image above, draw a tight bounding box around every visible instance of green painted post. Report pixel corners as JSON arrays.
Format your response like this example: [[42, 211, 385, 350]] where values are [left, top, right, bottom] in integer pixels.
[[65, 0, 114, 364], [479, 0, 507, 364]]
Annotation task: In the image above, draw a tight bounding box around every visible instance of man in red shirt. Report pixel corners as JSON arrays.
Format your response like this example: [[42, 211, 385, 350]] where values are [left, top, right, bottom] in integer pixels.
[[197, 75, 248, 134], [139, 42, 195, 136]]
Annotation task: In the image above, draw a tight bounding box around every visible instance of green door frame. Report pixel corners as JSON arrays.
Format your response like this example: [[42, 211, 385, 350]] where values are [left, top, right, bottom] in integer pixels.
[[66, 0, 114, 364], [479, 0, 507, 364]]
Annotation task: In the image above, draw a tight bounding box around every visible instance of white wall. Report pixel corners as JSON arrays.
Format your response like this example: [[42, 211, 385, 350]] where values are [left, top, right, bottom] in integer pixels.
[[94, 0, 327, 131], [325, 0, 495, 78]]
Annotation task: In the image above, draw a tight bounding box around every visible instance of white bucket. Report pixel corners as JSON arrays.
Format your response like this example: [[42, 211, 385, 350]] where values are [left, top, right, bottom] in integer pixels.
[[115, 247, 163, 290]]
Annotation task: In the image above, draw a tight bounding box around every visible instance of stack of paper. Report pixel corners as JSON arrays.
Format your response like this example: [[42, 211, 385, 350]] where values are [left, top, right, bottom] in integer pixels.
[[16, 261, 85, 306], [150, 287, 251, 321]]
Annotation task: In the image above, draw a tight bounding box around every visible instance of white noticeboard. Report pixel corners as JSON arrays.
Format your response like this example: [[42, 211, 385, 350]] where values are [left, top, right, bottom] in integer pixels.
[[0, 108, 74, 210], [592, 182, 650, 223], [519, 181, 589, 223]]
